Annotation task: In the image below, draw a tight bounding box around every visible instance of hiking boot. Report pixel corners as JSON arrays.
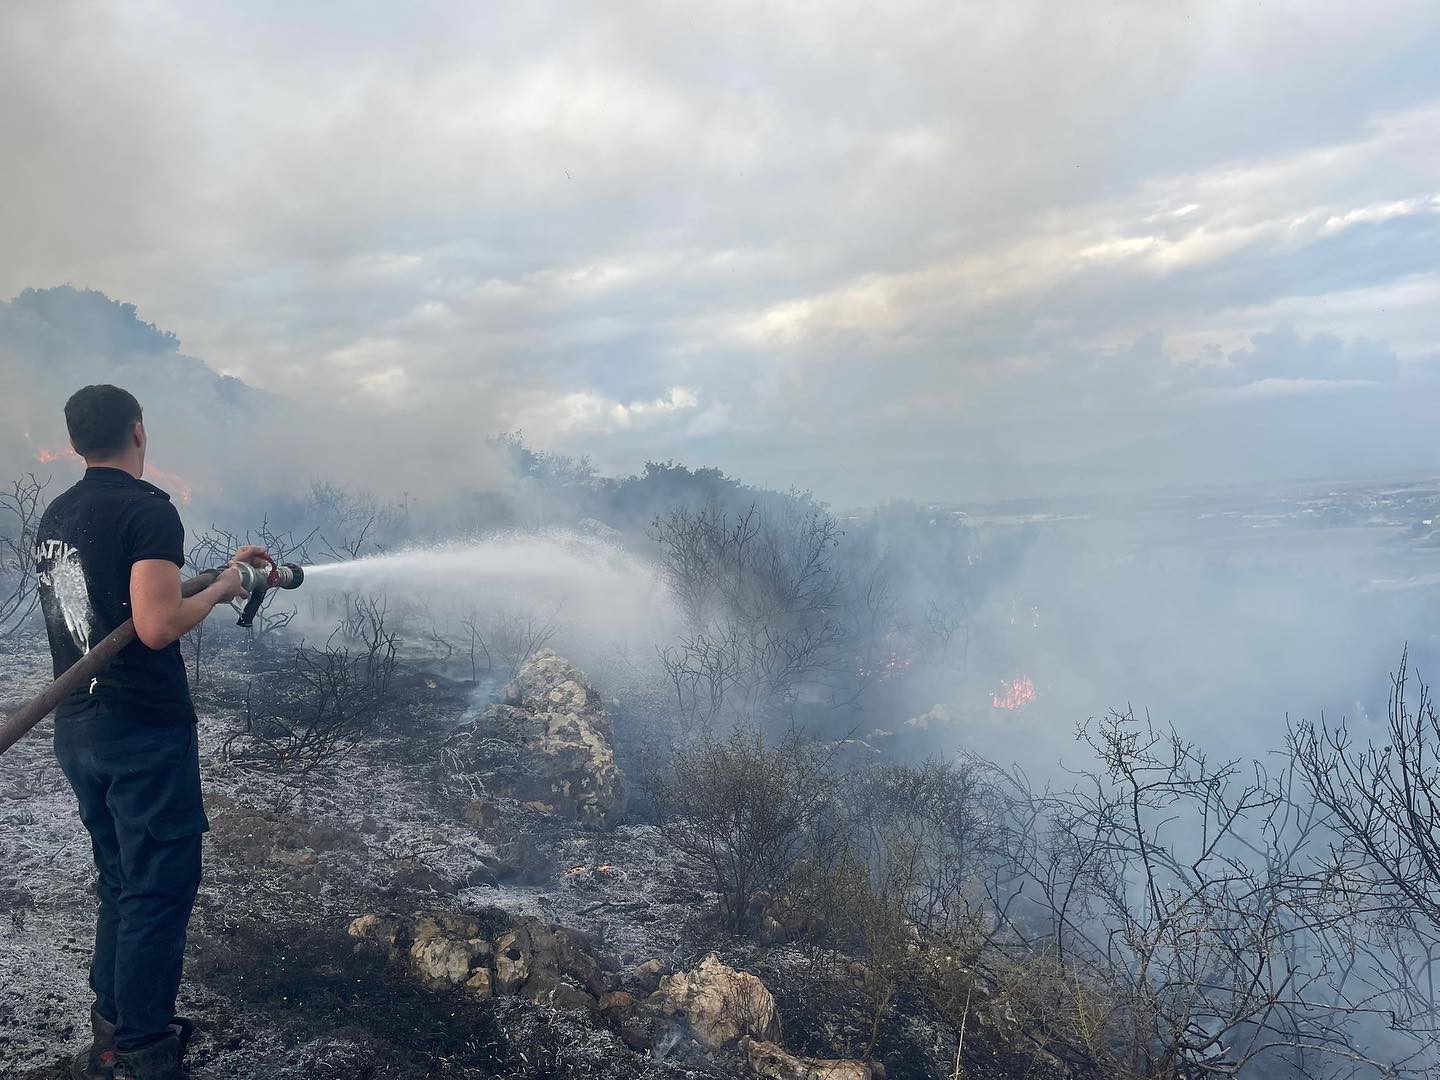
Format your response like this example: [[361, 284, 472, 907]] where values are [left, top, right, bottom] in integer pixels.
[[169, 1017, 195, 1056], [70, 1007, 118, 1079], [111, 1032, 186, 1080]]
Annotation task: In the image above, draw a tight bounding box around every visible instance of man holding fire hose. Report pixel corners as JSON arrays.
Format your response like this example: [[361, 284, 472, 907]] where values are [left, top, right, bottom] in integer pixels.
[[34, 385, 267, 1080]]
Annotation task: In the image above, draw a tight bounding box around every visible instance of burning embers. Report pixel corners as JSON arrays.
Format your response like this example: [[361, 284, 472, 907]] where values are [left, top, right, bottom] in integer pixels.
[[565, 864, 618, 881], [991, 675, 1037, 711]]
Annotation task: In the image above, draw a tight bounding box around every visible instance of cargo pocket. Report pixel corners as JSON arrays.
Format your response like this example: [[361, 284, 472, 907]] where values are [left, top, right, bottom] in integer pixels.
[[146, 806, 210, 841], [135, 804, 207, 895]]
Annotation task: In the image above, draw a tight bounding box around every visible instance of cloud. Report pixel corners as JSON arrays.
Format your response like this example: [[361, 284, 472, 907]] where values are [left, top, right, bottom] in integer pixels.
[[1184, 377, 1383, 404], [1222, 325, 1400, 384], [518, 386, 702, 438], [2, 2, 1439, 503]]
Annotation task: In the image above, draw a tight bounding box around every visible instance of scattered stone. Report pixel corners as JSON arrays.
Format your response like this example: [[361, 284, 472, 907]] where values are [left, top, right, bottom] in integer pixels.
[[410, 935, 483, 986], [619, 1013, 658, 1052], [407, 915, 492, 988], [598, 990, 636, 1015], [740, 1038, 877, 1080], [521, 972, 598, 1012], [494, 918, 606, 997], [445, 650, 626, 826], [463, 800, 501, 830], [343, 909, 612, 1020], [274, 849, 318, 868], [346, 914, 403, 948], [629, 958, 668, 993], [385, 858, 456, 895], [646, 953, 782, 1049], [207, 797, 357, 866], [465, 967, 494, 999], [494, 929, 530, 994], [416, 914, 485, 938]]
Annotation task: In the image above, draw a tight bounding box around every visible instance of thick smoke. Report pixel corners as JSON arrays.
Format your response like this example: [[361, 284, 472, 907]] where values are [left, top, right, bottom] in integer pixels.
[[0, 287, 514, 513]]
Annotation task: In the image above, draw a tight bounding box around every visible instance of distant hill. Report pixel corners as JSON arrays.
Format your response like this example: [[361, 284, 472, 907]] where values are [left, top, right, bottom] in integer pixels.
[[0, 286, 275, 504]]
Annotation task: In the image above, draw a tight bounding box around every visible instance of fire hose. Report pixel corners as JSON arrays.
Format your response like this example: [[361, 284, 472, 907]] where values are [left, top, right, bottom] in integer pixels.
[[0, 559, 305, 757]]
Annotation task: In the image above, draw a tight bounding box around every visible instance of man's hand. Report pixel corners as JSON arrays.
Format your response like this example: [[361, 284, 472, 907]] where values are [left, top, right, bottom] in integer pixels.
[[231, 544, 270, 568], [213, 565, 249, 604]]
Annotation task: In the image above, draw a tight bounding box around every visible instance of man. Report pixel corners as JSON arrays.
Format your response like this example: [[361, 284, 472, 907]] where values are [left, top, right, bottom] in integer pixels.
[[34, 384, 262, 1080]]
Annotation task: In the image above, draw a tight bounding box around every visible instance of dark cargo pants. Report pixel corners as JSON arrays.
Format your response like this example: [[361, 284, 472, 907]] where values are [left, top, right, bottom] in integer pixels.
[[54, 703, 208, 1051]]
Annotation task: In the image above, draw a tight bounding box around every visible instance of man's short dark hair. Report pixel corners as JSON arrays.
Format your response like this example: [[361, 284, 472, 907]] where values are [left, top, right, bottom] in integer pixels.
[[64, 385, 143, 459]]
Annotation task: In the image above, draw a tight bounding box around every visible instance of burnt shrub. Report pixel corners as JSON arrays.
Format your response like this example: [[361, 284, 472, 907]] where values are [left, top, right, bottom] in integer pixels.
[[0, 474, 47, 638], [651, 501, 848, 731], [223, 632, 398, 803], [1293, 650, 1440, 1038], [644, 725, 835, 931], [794, 759, 1012, 1065]]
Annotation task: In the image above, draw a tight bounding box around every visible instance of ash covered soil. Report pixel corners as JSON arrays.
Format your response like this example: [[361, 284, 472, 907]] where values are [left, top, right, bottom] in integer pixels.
[[0, 629, 1019, 1080]]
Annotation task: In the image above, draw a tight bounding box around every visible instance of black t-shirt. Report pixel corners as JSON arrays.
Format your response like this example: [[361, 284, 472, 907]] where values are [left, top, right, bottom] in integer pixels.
[[34, 466, 197, 725]]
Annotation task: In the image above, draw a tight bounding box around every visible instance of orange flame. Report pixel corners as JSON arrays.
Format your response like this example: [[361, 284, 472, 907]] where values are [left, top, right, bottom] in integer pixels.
[[19, 430, 194, 505], [991, 675, 1037, 711], [22, 430, 76, 466]]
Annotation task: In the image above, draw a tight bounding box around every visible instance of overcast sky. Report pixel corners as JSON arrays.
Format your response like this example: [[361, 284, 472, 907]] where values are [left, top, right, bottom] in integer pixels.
[[3, 1, 1437, 506]]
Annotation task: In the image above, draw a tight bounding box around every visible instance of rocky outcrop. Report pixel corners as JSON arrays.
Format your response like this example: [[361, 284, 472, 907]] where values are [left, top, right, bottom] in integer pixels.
[[408, 915, 494, 992], [348, 910, 603, 1011], [346, 920, 878, 1076], [740, 1039, 880, 1080], [494, 918, 606, 1000], [646, 953, 782, 1050], [445, 650, 625, 826]]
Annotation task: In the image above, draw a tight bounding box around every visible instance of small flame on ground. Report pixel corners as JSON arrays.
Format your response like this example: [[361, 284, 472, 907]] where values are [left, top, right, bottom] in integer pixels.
[[991, 675, 1037, 711]]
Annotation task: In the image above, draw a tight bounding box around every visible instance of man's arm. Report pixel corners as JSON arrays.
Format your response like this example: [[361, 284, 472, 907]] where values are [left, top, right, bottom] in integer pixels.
[[131, 561, 244, 649], [130, 545, 268, 650]]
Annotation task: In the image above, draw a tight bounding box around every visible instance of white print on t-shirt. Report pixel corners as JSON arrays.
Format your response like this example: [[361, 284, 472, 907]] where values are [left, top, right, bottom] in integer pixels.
[[34, 538, 93, 656]]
